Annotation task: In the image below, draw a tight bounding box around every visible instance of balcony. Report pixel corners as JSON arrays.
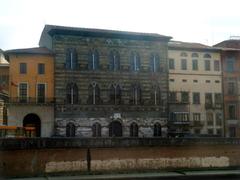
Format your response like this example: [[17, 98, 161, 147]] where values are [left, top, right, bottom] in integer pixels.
[[205, 103, 223, 109], [191, 121, 204, 127], [205, 103, 213, 109], [168, 99, 189, 104], [8, 97, 55, 105]]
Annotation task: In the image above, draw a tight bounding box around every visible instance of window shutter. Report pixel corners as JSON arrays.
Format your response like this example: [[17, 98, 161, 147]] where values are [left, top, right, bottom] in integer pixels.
[[95, 50, 99, 70], [72, 48, 78, 70], [66, 49, 71, 69], [88, 51, 93, 70]]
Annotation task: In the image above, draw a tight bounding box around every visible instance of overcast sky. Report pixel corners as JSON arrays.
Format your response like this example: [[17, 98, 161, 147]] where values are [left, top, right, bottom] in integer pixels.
[[1, 0, 240, 50]]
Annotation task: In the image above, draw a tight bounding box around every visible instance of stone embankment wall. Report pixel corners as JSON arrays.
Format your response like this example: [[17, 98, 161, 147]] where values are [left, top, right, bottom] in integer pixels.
[[0, 138, 240, 177]]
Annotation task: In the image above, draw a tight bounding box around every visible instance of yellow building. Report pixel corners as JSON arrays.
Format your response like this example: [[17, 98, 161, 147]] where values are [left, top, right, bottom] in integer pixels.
[[0, 49, 9, 125], [168, 41, 224, 137], [5, 47, 54, 137]]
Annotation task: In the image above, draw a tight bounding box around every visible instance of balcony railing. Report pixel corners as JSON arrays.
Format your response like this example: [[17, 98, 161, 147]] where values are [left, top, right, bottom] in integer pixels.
[[8, 97, 55, 105], [205, 103, 223, 109], [191, 121, 204, 127]]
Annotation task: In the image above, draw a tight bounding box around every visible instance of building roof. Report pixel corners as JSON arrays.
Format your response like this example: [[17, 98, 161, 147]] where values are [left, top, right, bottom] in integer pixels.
[[39, 24, 172, 44], [0, 49, 9, 65], [214, 39, 240, 49], [168, 41, 221, 52], [5, 47, 53, 55]]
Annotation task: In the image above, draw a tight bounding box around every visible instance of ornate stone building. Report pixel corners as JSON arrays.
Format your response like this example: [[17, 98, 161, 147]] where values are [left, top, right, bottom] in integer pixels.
[[39, 25, 171, 137]]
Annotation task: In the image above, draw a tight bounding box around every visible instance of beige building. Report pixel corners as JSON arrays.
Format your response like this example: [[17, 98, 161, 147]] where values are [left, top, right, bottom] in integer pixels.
[[168, 41, 224, 137], [0, 49, 9, 125]]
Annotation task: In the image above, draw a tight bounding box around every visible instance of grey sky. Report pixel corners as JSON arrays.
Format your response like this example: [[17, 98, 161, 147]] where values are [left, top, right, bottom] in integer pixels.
[[1, 0, 240, 50]]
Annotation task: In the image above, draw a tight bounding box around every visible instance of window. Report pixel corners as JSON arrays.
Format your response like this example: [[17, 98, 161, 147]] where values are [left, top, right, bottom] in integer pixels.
[[193, 80, 198, 83], [193, 113, 201, 121], [109, 84, 121, 105], [207, 112, 213, 126], [169, 92, 177, 102], [207, 129, 214, 135], [193, 92, 200, 104], [216, 113, 222, 126], [130, 122, 138, 137], [229, 127, 236, 137], [204, 60, 211, 71], [169, 79, 175, 82], [204, 53, 211, 58], [226, 57, 235, 72], [181, 59, 187, 70], [150, 53, 160, 72], [214, 93, 222, 104], [92, 123, 101, 137], [109, 50, 120, 71], [38, 63, 45, 74], [192, 59, 198, 70], [37, 84, 45, 103], [153, 123, 161, 137], [130, 52, 140, 71], [205, 93, 213, 105], [88, 83, 101, 105], [180, 52, 188, 57], [214, 60, 220, 71], [88, 50, 99, 70], [66, 48, 77, 70], [169, 59, 175, 70], [66, 123, 75, 137], [215, 80, 220, 83], [182, 79, 187, 82], [131, 85, 141, 105], [151, 86, 161, 105], [181, 92, 189, 103], [19, 83, 28, 102], [20, 63, 27, 74], [66, 83, 78, 104], [228, 105, 236, 119], [192, 53, 199, 58], [228, 82, 236, 94], [206, 80, 211, 83], [194, 129, 201, 134], [216, 129, 222, 136]]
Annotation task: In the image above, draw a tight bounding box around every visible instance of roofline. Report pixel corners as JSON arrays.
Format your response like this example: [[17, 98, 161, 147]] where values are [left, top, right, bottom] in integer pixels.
[[168, 46, 221, 52], [4, 47, 54, 56], [44, 25, 172, 42]]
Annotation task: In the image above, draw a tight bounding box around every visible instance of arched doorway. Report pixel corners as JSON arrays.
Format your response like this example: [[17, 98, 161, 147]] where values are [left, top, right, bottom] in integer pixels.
[[109, 121, 122, 137], [23, 113, 41, 137], [66, 122, 76, 137]]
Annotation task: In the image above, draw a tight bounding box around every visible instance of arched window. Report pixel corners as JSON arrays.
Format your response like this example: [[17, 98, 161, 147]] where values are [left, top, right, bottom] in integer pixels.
[[150, 53, 160, 72], [109, 84, 121, 105], [151, 86, 161, 105], [204, 53, 211, 58], [180, 52, 188, 57], [66, 83, 78, 104], [130, 52, 140, 71], [88, 50, 99, 70], [191, 53, 199, 58], [130, 122, 138, 137], [66, 123, 76, 137], [109, 121, 122, 137], [88, 82, 101, 105], [109, 50, 120, 71], [92, 123, 101, 137], [153, 123, 162, 137], [131, 85, 141, 105], [66, 48, 77, 70]]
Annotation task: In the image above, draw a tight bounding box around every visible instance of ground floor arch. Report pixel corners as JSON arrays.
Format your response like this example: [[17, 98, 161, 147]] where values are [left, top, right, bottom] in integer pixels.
[[23, 113, 41, 137], [109, 121, 122, 137]]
